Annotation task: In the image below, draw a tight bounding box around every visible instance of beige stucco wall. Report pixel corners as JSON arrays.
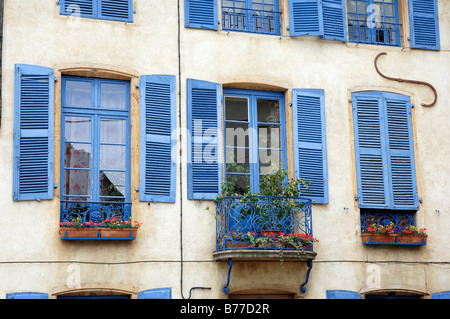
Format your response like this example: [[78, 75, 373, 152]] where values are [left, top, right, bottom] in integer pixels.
[[0, 0, 449, 299]]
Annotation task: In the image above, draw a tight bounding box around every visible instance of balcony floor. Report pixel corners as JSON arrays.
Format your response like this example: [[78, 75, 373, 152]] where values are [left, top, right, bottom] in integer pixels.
[[213, 249, 317, 262]]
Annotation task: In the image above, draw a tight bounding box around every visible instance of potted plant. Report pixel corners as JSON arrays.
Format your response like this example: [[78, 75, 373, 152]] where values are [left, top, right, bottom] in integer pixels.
[[99, 217, 142, 238], [59, 218, 100, 238], [396, 225, 427, 244], [361, 220, 427, 244]]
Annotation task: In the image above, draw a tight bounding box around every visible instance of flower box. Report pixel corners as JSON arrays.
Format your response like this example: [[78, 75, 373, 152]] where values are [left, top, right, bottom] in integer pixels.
[[361, 233, 397, 244], [361, 233, 427, 245], [100, 228, 137, 239], [397, 234, 427, 244], [59, 228, 99, 239]]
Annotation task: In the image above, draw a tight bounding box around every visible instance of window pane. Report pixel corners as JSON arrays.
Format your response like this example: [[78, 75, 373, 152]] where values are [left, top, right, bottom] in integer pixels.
[[259, 149, 281, 174], [226, 174, 251, 195], [100, 82, 127, 109], [65, 116, 91, 142], [101, 118, 126, 144], [225, 97, 249, 121], [100, 171, 126, 199], [257, 99, 280, 123], [65, 80, 92, 107], [226, 147, 250, 173], [65, 143, 91, 168], [100, 145, 126, 170], [226, 122, 249, 147], [258, 124, 280, 149], [64, 169, 90, 197]]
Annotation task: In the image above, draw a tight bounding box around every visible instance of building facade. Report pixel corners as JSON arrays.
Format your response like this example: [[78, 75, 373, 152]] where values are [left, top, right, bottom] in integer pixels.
[[0, 0, 449, 299]]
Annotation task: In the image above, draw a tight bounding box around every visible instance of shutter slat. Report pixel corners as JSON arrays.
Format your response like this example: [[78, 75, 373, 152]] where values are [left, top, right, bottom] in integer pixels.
[[187, 79, 222, 200], [289, 0, 324, 36], [61, 0, 95, 16], [139, 75, 176, 203], [293, 89, 328, 203], [13, 64, 54, 201], [99, 0, 133, 22], [409, 0, 440, 50], [321, 0, 347, 41], [185, 0, 218, 30]]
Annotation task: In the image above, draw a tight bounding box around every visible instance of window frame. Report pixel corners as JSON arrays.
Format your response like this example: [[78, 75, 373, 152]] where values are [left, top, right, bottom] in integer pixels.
[[59, 0, 134, 23], [60, 76, 131, 204], [223, 88, 287, 194]]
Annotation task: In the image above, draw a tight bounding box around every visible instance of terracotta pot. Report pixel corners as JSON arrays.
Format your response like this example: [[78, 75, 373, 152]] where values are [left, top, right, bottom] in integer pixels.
[[397, 234, 427, 244], [100, 228, 137, 238], [361, 233, 397, 243], [60, 227, 99, 238]]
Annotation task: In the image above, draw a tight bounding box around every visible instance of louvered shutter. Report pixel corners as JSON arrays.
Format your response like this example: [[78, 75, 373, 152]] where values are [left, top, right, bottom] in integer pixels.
[[409, 0, 440, 50], [138, 288, 172, 299], [321, 0, 347, 41], [326, 290, 361, 299], [6, 292, 49, 299], [13, 64, 54, 201], [139, 75, 176, 203], [185, 0, 218, 30], [99, 0, 133, 22], [352, 92, 388, 208], [432, 291, 450, 299], [187, 79, 222, 200], [288, 0, 324, 37], [292, 89, 328, 204], [59, 0, 96, 18], [384, 93, 418, 210]]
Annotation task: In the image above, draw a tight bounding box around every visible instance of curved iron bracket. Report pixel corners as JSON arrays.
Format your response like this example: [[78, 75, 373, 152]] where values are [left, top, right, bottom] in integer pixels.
[[374, 52, 437, 107], [300, 260, 313, 294]]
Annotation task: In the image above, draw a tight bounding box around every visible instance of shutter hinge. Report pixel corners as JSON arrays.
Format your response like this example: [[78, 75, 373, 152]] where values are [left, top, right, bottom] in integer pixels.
[[289, 101, 292, 107], [56, 1, 60, 5], [54, 76, 58, 82], [135, 83, 140, 88], [135, 187, 140, 192]]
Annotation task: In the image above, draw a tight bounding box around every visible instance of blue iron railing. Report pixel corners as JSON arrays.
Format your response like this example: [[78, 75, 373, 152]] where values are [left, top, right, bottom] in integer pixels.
[[215, 196, 313, 251], [60, 200, 132, 224], [360, 210, 415, 233], [222, 7, 280, 35], [348, 20, 401, 46]]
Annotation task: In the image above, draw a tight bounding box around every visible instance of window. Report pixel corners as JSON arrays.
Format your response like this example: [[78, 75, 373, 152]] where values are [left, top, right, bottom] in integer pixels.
[[223, 89, 287, 194], [222, 0, 281, 35], [347, 0, 400, 46], [61, 77, 131, 205], [59, 0, 134, 23]]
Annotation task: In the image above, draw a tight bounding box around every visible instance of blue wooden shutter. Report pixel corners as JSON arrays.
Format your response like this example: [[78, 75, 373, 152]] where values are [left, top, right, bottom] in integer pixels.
[[292, 89, 328, 204], [321, 0, 347, 41], [187, 79, 222, 200], [99, 0, 133, 22], [139, 75, 176, 203], [352, 92, 387, 209], [432, 291, 450, 299], [59, 0, 96, 18], [6, 292, 49, 299], [13, 64, 54, 201], [138, 288, 172, 299], [288, 0, 324, 37], [326, 290, 361, 299], [185, 0, 218, 30], [409, 0, 440, 50], [384, 93, 418, 210]]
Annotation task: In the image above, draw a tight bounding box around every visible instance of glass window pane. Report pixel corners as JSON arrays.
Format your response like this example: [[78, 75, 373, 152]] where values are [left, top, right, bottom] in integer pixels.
[[100, 145, 126, 170], [100, 82, 127, 109], [226, 122, 249, 147], [225, 97, 249, 121], [65, 80, 92, 107], [101, 118, 126, 144], [64, 169, 90, 197], [226, 147, 250, 173], [258, 124, 280, 149], [100, 171, 126, 199], [259, 149, 281, 174], [226, 174, 251, 195], [65, 143, 91, 168], [65, 116, 91, 142], [257, 99, 280, 123]]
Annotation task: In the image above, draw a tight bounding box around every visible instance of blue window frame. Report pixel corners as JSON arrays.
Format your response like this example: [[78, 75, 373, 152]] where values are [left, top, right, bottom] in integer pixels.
[[61, 76, 131, 205], [59, 0, 134, 23], [223, 89, 287, 194], [222, 0, 280, 35], [347, 0, 400, 46]]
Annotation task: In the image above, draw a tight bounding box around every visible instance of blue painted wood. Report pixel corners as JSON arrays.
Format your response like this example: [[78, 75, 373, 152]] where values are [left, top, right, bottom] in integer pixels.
[[321, 0, 347, 41], [187, 79, 222, 200], [292, 89, 328, 204], [139, 75, 176, 203], [288, 0, 324, 37], [409, 0, 440, 50], [185, 0, 218, 30], [138, 288, 172, 299], [13, 64, 55, 201], [6, 292, 49, 299], [432, 291, 450, 299], [326, 290, 361, 299], [59, 0, 133, 22]]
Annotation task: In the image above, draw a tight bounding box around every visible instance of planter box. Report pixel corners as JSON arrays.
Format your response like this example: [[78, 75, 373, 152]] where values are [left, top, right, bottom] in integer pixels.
[[361, 233, 427, 245], [59, 228, 99, 239], [397, 235, 427, 244], [60, 228, 137, 240], [100, 228, 137, 239]]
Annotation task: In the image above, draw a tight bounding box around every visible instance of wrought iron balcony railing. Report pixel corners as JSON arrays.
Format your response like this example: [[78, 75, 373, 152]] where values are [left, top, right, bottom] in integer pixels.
[[215, 196, 313, 252], [222, 7, 280, 35], [60, 200, 132, 224], [348, 20, 401, 46]]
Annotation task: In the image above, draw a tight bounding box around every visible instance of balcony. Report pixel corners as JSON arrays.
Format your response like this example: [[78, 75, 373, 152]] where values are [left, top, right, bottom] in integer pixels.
[[348, 20, 401, 46], [213, 196, 317, 261], [222, 7, 281, 35]]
